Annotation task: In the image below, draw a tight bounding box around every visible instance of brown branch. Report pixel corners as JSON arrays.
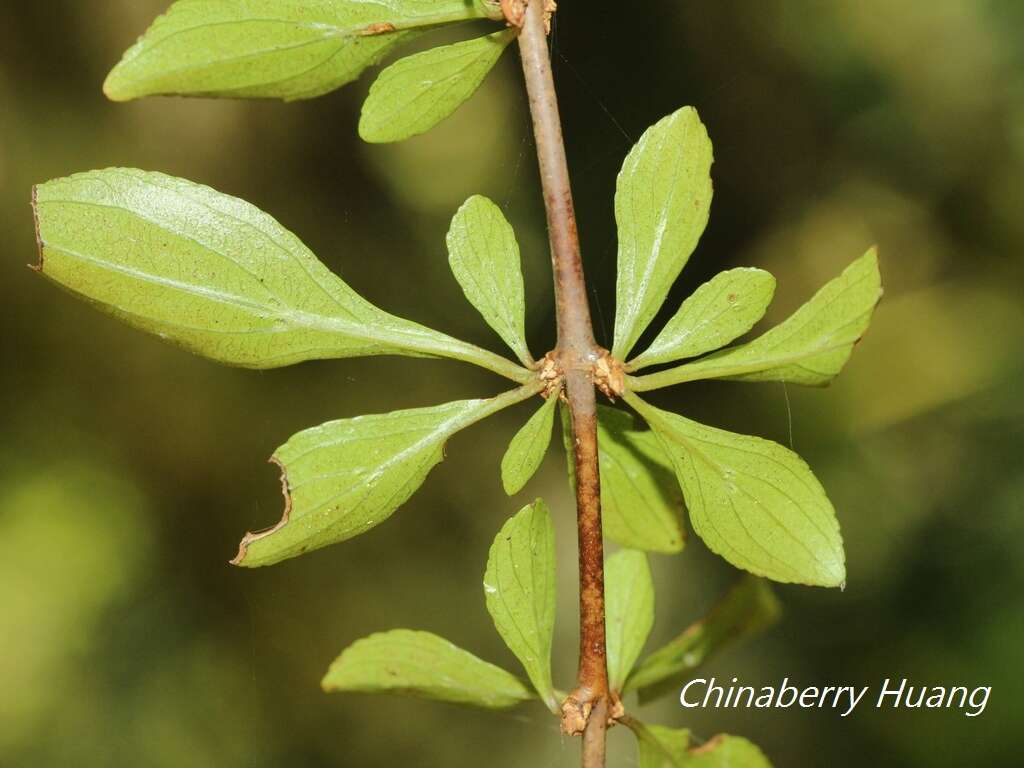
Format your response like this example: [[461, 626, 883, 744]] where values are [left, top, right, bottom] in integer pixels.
[[517, 1, 610, 764]]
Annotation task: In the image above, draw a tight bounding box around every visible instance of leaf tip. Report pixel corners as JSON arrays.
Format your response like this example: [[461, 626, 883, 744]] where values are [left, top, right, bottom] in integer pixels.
[[102, 65, 134, 103], [231, 455, 292, 568]]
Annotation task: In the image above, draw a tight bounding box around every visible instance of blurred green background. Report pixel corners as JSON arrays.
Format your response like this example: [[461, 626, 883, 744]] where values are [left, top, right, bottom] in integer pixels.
[[2, 1, 1022, 766]]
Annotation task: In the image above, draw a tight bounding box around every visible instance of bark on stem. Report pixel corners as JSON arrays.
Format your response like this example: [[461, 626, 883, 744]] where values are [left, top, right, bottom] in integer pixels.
[[517, 1, 610, 764]]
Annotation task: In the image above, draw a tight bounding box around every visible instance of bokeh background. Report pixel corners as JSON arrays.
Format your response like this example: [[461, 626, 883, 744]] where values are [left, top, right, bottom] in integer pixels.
[[2, 1, 1023, 766]]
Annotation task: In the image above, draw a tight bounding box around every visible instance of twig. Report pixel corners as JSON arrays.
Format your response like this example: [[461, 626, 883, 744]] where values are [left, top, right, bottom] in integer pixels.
[[517, 1, 610, 764]]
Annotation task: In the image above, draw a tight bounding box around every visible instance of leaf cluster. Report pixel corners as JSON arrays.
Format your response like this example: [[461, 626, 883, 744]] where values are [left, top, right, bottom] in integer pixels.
[[31, 2, 884, 762]]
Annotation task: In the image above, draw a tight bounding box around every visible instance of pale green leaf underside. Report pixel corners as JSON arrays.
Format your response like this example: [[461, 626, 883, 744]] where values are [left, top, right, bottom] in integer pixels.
[[629, 268, 776, 370], [634, 249, 881, 390], [605, 549, 655, 692], [484, 500, 558, 712], [626, 393, 845, 587], [612, 106, 714, 359], [236, 387, 536, 567], [103, 0, 488, 102], [597, 407, 685, 553], [447, 195, 532, 366], [627, 575, 780, 701], [322, 629, 532, 708], [360, 29, 514, 142], [33, 169, 525, 381], [684, 735, 774, 767], [629, 722, 692, 768], [630, 722, 772, 768], [501, 396, 557, 495]]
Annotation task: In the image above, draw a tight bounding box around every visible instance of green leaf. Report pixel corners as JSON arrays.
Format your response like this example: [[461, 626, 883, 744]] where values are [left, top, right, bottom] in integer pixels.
[[628, 721, 773, 768], [627, 576, 780, 702], [684, 735, 773, 767], [360, 30, 515, 143], [612, 107, 714, 359], [624, 393, 845, 587], [483, 500, 558, 712], [627, 721, 692, 768], [597, 407, 685, 553], [235, 386, 538, 567], [322, 629, 532, 708], [501, 396, 558, 495], [628, 268, 776, 370], [103, 0, 488, 102], [447, 195, 532, 366], [605, 549, 655, 692], [632, 249, 882, 390], [32, 169, 527, 381]]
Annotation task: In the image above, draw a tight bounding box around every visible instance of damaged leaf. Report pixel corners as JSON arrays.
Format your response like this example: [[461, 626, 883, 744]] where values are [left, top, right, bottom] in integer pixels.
[[625, 393, 846, 587], [322, 629, 532, 708], [103, 0, 489, 102], [235, 387, 537, 567], [360, 30, 515, 143], [484, 500, 558, 712], [32, 169, 526, 381]]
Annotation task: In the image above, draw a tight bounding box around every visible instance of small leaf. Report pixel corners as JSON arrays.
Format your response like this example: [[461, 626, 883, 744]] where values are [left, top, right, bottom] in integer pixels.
[[598, 407, 685, 553], [501, 396, 558, 495], [32, 169, 526, 381], [633, 249, 882, 390], [605, 550, 655, 692], [627, 721, 692, 768], [628, 268, 776, 370], [360, 30, 515, 143], [625, 393, 845, 587], [235, 387, 537, 567], [484, 500, 558, 712], [322, 629, 532, 708], [612, 107, 714, 359], [447, 195, 532, 366], [684, 735, 773, 767], [103, 0, 488, 102], [627, 576, 780, 702], [628, 721, 773, 768]]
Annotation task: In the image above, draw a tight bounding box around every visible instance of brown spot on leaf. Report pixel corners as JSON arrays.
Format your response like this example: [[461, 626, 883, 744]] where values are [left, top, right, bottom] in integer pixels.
[[360, 22, 396, 36]]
